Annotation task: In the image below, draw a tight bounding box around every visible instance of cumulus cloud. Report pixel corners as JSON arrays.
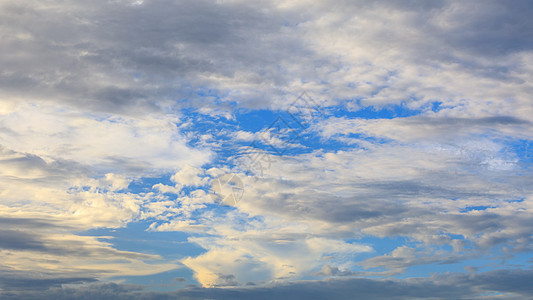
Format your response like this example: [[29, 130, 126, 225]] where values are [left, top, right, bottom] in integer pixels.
[[0, 143, 188, 288], [171, 165, 208, 188], [1, 0, 533, 298], [143, 138, 531, 285]]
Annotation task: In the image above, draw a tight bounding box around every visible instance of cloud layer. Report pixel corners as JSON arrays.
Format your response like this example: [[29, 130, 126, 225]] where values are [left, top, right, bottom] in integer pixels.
[[1, 0, 532, 299]]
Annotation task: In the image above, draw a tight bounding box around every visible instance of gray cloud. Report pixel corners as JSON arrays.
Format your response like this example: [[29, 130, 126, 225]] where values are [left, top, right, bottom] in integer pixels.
[[0, 0, 295, 112], [2, 0, 532, 114], [0, 230, 47, 251], [0, 218, 157, 259], [1, 0, 533, 295], [0, 276, 96, 294], [433, 1, 533, 57], [4, 268, 533, 299]]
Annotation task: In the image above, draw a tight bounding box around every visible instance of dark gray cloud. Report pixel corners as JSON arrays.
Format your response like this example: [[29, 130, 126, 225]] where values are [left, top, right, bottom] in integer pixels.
[[0, 230, 47, 251], [0, 223, 155, 259], [435, 1, 533, 57], [0, 217, 69, 231], [4, 268, 533, 299], [0, 274, 96, 293], [0, 0, 295, 112], [1, 0, 531, 114], [0, 267, 99, 293]]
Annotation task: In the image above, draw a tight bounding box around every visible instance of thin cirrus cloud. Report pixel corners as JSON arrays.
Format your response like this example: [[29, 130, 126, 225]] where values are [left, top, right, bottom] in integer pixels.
[[1, 0, 533, 299]]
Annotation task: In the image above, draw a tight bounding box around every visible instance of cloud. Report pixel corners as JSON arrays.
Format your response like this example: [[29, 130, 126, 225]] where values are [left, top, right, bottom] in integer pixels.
[[5, 268, 533, 299], [1, 0, 533, 297], [315, 115, 533, 144], [0, 271, 96, 293], [313, 264, 356, 277], [0, 103, 211, 172], [0, 229, 47, 251], [1, 0, 531, 115], [0, 215, 179, 288], [158, 139, 532, 282], [171, 165, 208, 188], [181, 233, 372, 287], [0, 145, 184, 286]]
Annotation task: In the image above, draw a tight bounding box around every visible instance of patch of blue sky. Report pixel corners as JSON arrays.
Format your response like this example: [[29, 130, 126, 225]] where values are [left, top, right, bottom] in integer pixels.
[[128, 175, 175, 194], [183, 99, 439, 137], [74, 176, 256, 289], [505, 198, 525, 203], [77, 221, 205, 259], [110, 267, 197, 292], [389, 247, 497, 279], [460, 205, 495, 213], [180, 108, 277, 157], [400, 260, 473, 279], [500, 138, 533, 167], [343, 232, 484, 278], [77, 220, 205, 290], [463, 248, 532, 273], [181, 105, 397, 162], [176, 86, 238, 110], [327, 100, 443, 119], [508, 251, 533, 268], [396, 241, 532, 279], [355, 236, 411, 258]]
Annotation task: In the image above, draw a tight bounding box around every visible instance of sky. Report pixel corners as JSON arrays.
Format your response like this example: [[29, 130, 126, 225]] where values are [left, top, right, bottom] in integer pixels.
[[1, 0, 533, 299]]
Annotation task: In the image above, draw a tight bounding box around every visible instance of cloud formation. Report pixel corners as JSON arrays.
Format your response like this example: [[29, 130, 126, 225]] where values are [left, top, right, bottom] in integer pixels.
[[1, 0, 532, 298]]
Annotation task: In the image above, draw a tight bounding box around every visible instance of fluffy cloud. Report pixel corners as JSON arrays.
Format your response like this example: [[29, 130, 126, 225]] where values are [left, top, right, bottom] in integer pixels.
[[1, 0, 531, 114], [145, 135, 531, 285], [0, 102, 210, 171], [0, 115, 204, 289], [1, 0, 533, 298]]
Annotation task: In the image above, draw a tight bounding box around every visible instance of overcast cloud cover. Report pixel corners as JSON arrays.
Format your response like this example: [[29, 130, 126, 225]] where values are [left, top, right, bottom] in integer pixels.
[[1, 0, 533, 299]]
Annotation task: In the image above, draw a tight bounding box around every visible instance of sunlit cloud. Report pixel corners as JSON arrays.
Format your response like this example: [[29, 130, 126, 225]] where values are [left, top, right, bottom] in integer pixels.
[[1, 0, 532, 299]]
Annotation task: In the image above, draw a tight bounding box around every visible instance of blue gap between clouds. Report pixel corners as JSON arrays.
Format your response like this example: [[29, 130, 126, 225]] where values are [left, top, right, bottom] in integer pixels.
[[181, 101, 436, 163], [76, 176, 209, 289], [77, 220, 205, 290], [76, 100, 453, 288], [328, 100, 442, 119]]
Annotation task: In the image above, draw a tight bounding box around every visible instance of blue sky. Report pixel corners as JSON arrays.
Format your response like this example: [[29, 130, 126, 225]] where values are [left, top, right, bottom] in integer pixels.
[[1, 0, 533, 299]]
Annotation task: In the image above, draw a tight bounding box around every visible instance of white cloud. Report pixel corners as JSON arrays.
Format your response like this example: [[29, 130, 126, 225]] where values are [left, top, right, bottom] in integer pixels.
[[0, 103, 211, 172], [171, 165, 208, 188], [181, 228, 372, 287], [161, 140, 532, 283], [1, 0, 533, 297]]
